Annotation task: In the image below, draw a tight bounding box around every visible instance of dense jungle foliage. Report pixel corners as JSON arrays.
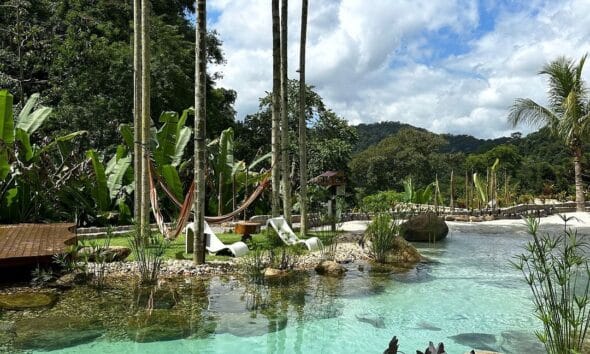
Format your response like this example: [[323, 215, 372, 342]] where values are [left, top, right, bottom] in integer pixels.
[[0, 0, 584, 225]]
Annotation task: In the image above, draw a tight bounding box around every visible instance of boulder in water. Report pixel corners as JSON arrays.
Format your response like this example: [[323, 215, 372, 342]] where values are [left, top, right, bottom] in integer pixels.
[[400, 212, 448, 242], [315, 260, 347, 277], [14, 316, 103, 350], [0, 292, 57, 310]]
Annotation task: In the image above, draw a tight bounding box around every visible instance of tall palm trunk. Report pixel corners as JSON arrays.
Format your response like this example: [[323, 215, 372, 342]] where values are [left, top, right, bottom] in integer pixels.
[[280, 0, 291, 224], [193, 0, 207, 264], [140, 0, 151, 234], [271, 0, 281, 217], [298, 0, 308, 236], [133, 0, 142, 222], [574, 146, 585, 212]]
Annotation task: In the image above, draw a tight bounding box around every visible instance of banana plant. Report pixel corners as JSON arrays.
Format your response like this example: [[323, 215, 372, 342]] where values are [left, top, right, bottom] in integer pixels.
[[85, 148, 132, 222], [209, 128, 272, 215], [473, 158, 500, 207], [0, 90, 86, 222], [402, 177, 433, 204], [120, 108, 193, 201]]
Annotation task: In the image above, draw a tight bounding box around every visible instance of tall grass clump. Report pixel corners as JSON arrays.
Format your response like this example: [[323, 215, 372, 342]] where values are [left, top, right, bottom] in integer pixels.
[[129, 223, 168, 285], [365, 213, 400, 263], [512, 216, 590, 354]]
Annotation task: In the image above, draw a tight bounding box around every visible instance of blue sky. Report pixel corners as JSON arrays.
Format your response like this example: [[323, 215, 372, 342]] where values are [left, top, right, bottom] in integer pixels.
[[203, 0, 590, 138]]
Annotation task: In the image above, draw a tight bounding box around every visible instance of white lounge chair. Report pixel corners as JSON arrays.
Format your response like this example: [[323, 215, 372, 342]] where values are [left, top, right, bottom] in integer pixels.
[[266, 216, 322, 251], [185, 222, 249, 257]]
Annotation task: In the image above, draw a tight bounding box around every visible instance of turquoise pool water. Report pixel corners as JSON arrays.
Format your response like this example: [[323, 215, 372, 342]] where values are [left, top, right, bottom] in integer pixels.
[[12, 230, 542, 353]]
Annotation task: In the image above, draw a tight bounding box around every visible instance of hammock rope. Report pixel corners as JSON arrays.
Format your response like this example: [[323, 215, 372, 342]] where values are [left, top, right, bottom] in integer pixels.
[[148, 160, 270, 240]]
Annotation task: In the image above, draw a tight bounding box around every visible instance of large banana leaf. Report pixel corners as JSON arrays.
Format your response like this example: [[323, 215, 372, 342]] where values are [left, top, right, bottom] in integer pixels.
[[161, 164, 183, 201], [119, 124, 134, 149], [216, 127, 234, 181], [16, 93, 52, 134], [0, 90, 14, 180], [38, 131, 87, 156], [86, 150, 110, 212], [106, 154, 131, 200], [14, 128, 33, 161], [155, 111, 179, 167], [174, 110, 193, 165], [247, 152, 272, 171]]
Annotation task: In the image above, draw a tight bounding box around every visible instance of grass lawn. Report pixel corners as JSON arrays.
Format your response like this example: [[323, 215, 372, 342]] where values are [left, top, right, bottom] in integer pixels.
[[81, 228, 342, 261]]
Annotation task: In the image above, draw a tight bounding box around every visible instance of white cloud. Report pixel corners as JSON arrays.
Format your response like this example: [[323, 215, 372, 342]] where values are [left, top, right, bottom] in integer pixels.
[[209, 0, 590, 138]]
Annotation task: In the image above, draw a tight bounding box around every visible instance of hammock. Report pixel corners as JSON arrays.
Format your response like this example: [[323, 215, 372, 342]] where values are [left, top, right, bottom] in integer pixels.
[[148, 161, 270, 240]]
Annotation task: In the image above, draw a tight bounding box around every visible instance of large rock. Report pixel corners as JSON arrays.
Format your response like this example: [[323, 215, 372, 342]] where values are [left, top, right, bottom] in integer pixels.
[[315, 260, 347, 277], [0, 292, 57, 310], [385, 237, 422, 264], [400, 212, 448, 242]]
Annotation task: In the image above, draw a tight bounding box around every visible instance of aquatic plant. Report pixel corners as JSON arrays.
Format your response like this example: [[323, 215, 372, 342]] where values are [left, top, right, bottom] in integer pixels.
[[129, 223, 168, 285], [365, 213, 400, 263], [513, 216, 590, 353]]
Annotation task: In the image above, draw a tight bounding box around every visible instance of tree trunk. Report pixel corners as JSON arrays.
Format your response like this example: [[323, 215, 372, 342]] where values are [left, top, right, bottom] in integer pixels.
[[280, 0, 291, 224], [193, 0, 207, 264], [133, 0, 142, 224], [298, 0, 308, 236], [218, 173, 223, 216], [271, 0, 281, 217], [140, 0, 151, 235], [574, 147, 585, 212]]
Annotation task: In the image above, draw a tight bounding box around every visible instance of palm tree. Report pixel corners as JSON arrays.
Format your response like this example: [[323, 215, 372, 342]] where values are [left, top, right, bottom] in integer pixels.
[[281, 0, 291, 224], [271, 0, 281, 217], [140, 0, 151, 233], [280, 0, 291, 224], [193, 0, 207, 264], [133, 0, 142, 225], [298, 0, 308, 235], [509, 54, 590, 212]]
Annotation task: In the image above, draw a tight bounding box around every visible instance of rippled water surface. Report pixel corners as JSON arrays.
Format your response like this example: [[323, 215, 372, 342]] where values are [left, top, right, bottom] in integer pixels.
[[1, 230, 544, 353]]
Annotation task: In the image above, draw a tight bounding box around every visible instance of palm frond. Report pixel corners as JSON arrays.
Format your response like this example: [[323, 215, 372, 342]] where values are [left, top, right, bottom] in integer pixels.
[[540, 56, 576, 108], [508, 98, 557, 129]]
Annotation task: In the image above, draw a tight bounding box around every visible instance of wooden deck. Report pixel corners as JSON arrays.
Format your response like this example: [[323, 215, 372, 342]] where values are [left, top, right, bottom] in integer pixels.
[[0, 223, 77, 267]]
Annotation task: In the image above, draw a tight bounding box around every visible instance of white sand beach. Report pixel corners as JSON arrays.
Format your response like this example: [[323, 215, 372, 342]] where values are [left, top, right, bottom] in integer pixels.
[[334, 212, 590, 236]]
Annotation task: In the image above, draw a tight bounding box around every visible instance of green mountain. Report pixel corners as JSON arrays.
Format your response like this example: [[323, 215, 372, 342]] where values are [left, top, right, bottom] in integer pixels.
[[353, 121, 512, 154]]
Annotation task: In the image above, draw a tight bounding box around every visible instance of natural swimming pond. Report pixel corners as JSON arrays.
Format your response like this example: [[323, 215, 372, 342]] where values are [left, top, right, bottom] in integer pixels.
[[0, 230, 543, 353]]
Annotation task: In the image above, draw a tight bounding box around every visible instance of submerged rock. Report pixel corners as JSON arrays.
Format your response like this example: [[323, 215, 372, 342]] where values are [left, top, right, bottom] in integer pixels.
[[215, 312, 287, 337], [0, 291, 57, 310], [14, 316, 103, 351], [400, 212, 448, 242], [263, 268, 288, 279], [449, 333, 498, 352], [356, 314, 385, 329], [499, 330, 544, 353], [315, 260, 347, 277], [127, 309, 215, 342]]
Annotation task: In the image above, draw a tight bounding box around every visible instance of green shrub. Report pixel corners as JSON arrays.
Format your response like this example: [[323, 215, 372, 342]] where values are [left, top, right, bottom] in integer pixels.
[[512, 216, 590, 354], [365, 213, 400, 263], [361, 191, 401, 213]]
